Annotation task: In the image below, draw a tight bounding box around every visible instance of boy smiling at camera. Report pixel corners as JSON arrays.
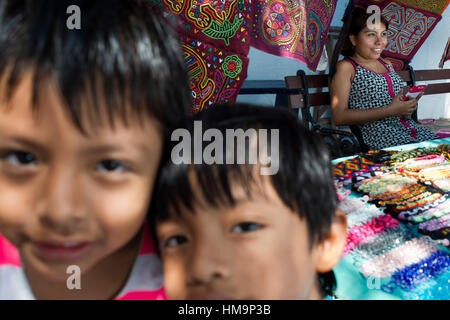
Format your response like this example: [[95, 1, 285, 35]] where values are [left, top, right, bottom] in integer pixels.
[[0, 0, 190, 299], [149, 104, 347, 300]]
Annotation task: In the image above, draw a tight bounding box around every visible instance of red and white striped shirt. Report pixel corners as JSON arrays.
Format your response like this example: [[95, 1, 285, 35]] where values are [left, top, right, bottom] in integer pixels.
[[0, 224, 166, 300]]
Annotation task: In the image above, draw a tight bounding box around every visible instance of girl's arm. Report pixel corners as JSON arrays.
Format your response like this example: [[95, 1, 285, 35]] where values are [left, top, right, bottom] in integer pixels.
[[330, 60, 419, 126]]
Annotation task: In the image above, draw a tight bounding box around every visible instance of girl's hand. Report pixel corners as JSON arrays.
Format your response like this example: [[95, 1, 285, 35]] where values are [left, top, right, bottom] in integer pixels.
[[387, 88, 419, 117]]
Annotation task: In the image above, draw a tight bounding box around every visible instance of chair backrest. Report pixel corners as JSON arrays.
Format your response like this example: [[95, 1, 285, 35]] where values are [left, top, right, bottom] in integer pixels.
[[397, 69, 450, 95]]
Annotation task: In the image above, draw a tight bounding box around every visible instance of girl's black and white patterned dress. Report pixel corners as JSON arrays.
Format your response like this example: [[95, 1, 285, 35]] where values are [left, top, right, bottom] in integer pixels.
[[345, 56, 438, 150]]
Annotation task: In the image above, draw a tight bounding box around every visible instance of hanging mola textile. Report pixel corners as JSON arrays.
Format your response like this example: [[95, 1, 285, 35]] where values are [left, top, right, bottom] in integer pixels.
[[250, 0, 338, 72], [145, 1, 338, 113], [354, 0, 450, 71], [145, 0, 253, 113]]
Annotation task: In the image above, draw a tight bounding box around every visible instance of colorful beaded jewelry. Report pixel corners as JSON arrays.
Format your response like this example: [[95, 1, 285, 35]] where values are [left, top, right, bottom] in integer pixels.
[[338, 198, 365, 214], [418, 163, 450, 181], [392, 193, 443, 212], [419, 215, 450, 232], [399, 202, 450, 224], [344, 214, 400, 254], [396, 196, 448, 218], [381, 188, 430, 206], [397, 155, 446, 175], [355, 173, 418, 201], [402, 272, 450, 300], [431, 178, 450, 193], [351, 230, 411, 267], [360, 237, 440, 279], [381, 250, 450, 292], [345, 203, 385, 229]]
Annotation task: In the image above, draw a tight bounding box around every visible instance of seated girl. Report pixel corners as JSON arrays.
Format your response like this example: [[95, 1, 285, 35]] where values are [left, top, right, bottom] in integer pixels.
[[330, 7, 438, 150]]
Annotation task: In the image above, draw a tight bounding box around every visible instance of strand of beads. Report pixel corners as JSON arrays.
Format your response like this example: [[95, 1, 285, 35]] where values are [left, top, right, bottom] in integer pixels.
[[360, 237, 440, 279], [397, 196, 448, 218], [431, 178, 450, 193], [419, 215, 450, 232], [351, 230, 411, 268], [338, 198, 365, 215], [418, 163, 450, 181], [381, 250, 450, 292], [397, 197, 449, 223], [402, 272, 450, 300], [344, 214, 400, 255], [397, 155, 446, 175], [345, 203, 385, 229], [392, 193, 443, 212]]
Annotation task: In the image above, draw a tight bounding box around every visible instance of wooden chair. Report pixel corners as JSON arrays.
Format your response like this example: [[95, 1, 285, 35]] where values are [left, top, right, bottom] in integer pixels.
[[285, 70, 361, 158]]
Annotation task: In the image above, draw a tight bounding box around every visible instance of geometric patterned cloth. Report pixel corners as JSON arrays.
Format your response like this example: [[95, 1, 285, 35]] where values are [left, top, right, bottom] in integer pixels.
[[250, 0, 338, 71], [355, 0, 450, 71], [145, 1, 339, 112], [145, 0, 253, 113]]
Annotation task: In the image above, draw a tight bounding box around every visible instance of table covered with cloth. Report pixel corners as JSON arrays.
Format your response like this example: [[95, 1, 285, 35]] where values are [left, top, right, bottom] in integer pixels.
[[332, 138, 450, 300]]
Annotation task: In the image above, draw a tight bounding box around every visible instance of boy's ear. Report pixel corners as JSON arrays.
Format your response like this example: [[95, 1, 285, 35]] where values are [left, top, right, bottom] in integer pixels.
[[313, 209, 347, 273]]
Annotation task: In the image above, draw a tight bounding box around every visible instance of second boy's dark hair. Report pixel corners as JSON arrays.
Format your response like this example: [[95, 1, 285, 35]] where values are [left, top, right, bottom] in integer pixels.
[[0, 0, 190, 133], [149, 103, 339, 295]]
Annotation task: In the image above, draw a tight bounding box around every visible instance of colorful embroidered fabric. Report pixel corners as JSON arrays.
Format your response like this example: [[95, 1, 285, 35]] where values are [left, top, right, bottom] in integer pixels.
[[180, 34, 249, 112], [250, 0, 338, 71], [354, 0, 448, 70], [394, 0, 450, 15], [146, 0, 253, 112]]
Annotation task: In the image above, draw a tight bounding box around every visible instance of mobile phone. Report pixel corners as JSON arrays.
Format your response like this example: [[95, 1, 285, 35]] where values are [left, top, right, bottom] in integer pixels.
[[401, 85, 427, 101]]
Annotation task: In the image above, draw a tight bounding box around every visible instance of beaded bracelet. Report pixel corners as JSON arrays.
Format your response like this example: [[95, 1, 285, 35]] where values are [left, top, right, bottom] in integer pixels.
[[381, 250, 450, 292], [402, 272, 450, 300], [378, 185, 428, 206], [384, 147, 439, 167], [399, 204, 450, 224], [351, 230, 411, 267], [418, 163, 450, 181], [419, 215, 450, 232], [344, 214, 400, 254], [356, 174, 418, 200], [396, 196, 448, 218], [431, 178, 450, 193], [345, 203, 385, 229], [397, 155, 446, 173], [392, 193, 443, 212], [360, 237, 440, 279], [390, 190, 431, 206]]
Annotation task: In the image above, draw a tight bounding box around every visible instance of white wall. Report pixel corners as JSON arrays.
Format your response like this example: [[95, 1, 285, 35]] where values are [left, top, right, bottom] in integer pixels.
[[237, 0, 450, 120]]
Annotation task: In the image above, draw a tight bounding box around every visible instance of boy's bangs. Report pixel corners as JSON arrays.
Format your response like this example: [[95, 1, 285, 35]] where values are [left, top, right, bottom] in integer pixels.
[[0, 0, 190, 134], [161, 161, 270, 221]]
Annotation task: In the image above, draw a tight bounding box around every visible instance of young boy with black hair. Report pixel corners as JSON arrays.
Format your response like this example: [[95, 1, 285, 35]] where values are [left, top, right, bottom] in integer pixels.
[[149, 104, 347, 299], [0, 0, 190, 299]]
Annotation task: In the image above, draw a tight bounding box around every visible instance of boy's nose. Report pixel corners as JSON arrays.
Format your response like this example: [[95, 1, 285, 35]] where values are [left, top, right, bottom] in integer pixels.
[[186, 239, 231, 286], [37, 167, 86, 235]]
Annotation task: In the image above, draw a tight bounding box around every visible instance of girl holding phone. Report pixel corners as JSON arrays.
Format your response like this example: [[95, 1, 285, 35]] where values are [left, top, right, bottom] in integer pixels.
[[330, 7, 438, 150]]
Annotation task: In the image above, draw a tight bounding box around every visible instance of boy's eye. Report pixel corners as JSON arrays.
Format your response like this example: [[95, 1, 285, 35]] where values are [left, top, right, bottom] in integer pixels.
[[95, 160, 127, 173], [231, 222, 263, 233], [161, 235, 188, 249], [2, 151, 36, 167]]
